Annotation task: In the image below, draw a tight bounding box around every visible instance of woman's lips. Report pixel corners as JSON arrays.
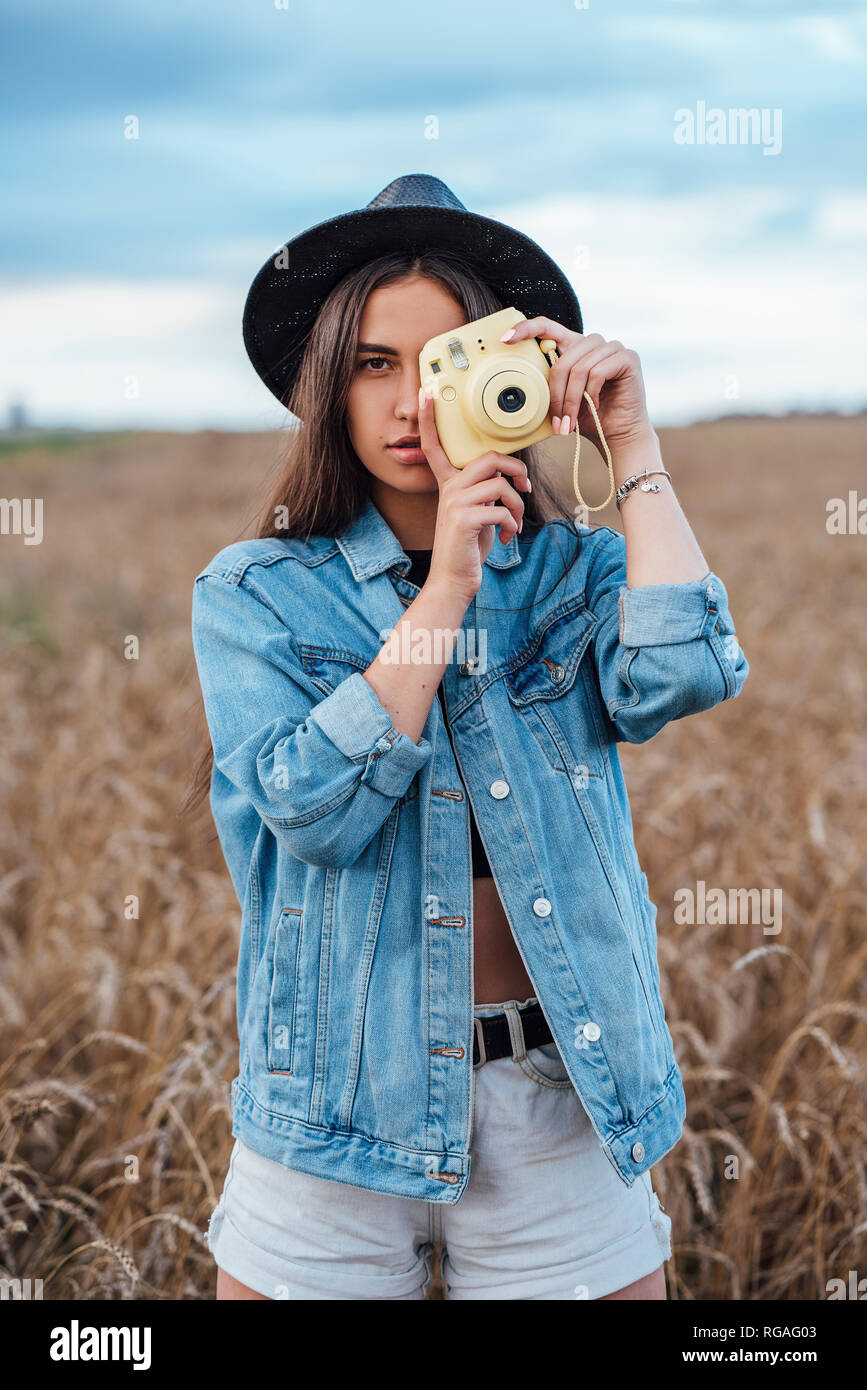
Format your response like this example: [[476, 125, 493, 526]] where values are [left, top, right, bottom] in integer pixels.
[[388, 445, 428, 464]]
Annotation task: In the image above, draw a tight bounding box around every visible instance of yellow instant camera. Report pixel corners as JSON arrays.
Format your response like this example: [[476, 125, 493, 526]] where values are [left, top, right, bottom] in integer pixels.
[[418, 307, 557, 468], [418, 306, 615, 510]]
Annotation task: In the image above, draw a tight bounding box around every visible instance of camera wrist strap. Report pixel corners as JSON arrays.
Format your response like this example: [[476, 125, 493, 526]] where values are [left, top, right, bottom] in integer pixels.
[[570, 392, 615, 513], [539, 340, 615, 512]]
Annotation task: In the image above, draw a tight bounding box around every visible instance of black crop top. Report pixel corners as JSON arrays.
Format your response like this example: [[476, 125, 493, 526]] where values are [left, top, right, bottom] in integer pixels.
[[401, 549, 493, 879]]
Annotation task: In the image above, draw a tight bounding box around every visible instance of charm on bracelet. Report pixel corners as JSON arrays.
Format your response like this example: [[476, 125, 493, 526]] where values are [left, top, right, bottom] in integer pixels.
[[615, 468, 672, 511]]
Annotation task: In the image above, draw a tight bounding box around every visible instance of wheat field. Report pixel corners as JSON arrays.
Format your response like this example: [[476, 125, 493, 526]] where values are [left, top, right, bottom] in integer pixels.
[[0, 414, 865, 1300]]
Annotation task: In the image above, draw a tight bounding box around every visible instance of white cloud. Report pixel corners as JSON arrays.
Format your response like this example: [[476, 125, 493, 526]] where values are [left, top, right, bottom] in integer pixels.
[[792, 16, 865, 64], [0, 279, 282, 428], [489, 188, 867, 422], [2, 188, 865, 429], [813, 195, 867, 240]]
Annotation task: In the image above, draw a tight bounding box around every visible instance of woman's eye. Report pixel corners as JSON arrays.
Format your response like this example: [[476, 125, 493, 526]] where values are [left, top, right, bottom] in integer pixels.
[[359, 356, 388, 372]]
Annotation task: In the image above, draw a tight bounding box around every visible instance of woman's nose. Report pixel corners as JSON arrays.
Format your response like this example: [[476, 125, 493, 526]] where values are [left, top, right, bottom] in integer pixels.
[[398, 373, 423, 417]]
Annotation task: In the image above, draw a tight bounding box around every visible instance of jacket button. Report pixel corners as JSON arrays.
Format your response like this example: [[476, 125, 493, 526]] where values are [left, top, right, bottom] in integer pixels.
[[532, 897, 552, 917], [582, 1021, 600, 1042], [458, 658, 477, 675], [490, 779, 510, 799], [550, 663, 565, 684], [632, 1141, 645, 1162]]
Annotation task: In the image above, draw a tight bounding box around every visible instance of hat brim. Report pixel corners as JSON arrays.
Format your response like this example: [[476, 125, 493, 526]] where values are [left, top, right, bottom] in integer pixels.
[[242, 203, 582, 410]]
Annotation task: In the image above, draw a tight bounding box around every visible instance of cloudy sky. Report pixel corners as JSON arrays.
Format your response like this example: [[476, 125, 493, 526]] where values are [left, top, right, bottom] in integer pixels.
[[2, 0, 865, 429]]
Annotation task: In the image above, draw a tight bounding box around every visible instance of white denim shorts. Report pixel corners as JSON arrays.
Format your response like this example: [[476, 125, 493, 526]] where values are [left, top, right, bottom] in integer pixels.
[[207, 996, 673, 1300]]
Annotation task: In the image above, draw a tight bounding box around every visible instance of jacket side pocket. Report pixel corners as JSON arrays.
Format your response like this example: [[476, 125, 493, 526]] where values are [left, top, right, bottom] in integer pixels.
[[267, 908, 304, 1076]]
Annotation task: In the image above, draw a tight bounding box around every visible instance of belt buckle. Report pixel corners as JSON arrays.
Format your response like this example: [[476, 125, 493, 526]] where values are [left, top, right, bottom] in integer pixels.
[[473, 1016, 487, 1069]]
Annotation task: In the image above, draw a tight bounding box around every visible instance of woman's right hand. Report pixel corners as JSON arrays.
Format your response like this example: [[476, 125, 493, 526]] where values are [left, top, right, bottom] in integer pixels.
[[417, 385, 531, 605]]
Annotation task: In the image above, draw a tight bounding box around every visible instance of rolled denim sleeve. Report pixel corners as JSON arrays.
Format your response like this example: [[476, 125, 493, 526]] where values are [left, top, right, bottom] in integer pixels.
[[191, 571, 432, 868], [586, 527, 749, 743]]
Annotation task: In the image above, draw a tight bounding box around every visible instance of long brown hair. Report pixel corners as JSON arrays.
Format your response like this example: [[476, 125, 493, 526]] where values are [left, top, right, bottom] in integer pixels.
[[179, 251, 581, 822]]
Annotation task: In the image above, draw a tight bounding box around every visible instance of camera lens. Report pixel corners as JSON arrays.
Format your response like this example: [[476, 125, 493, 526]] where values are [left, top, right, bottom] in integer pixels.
[[498, 385, 526, 413]]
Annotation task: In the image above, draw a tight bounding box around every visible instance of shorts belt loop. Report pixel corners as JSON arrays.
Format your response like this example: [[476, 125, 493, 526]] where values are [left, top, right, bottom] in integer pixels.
[[473, 1017, 487, 1069], [503, 1000, 527, 1062]]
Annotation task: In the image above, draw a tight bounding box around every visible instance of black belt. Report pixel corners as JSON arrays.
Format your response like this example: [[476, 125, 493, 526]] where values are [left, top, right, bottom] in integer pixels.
[[472, 1000, 553, 1067]]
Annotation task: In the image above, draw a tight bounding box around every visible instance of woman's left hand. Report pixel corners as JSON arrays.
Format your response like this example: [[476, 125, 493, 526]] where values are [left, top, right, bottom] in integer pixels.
[[501, 317, 654, 449]]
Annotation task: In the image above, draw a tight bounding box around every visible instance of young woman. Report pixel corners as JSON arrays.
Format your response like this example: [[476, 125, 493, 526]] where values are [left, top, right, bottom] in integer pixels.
[[187, 175, 748, 1301]]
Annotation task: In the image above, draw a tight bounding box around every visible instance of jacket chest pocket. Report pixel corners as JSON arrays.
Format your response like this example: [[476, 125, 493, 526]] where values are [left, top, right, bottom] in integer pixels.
[[299, 643, 369, 697], [504, 603, 606, 778], [267, 908, 304, 1075]]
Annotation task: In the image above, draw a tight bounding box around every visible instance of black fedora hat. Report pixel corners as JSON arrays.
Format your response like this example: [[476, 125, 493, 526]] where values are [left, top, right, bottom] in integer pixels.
[[242, 173, 583, 412]]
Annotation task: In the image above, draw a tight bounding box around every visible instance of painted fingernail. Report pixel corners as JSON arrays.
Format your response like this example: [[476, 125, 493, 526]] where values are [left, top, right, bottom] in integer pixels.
[[561, 414, 571, 435], [500, 328, 516, 341], [526, 478, 532, 492]]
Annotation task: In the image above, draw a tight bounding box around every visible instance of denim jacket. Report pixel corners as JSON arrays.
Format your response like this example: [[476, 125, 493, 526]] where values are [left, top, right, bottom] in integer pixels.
[[191, 495, 749, 1203]]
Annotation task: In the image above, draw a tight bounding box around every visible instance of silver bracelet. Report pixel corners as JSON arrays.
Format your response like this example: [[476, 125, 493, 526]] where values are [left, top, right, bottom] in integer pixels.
[[615, 468, 672, 511]]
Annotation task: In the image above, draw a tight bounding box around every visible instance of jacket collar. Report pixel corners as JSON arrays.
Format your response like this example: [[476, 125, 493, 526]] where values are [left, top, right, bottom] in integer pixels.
[[335, 494, 522, 582]]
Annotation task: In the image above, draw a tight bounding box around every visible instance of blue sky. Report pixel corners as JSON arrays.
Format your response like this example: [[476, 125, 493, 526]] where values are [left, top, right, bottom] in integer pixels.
[[1, 0, 865, 429]]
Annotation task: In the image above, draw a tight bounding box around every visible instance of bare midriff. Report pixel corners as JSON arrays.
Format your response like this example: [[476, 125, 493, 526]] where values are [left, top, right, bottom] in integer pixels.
[[473, 874, 536, 1007]]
